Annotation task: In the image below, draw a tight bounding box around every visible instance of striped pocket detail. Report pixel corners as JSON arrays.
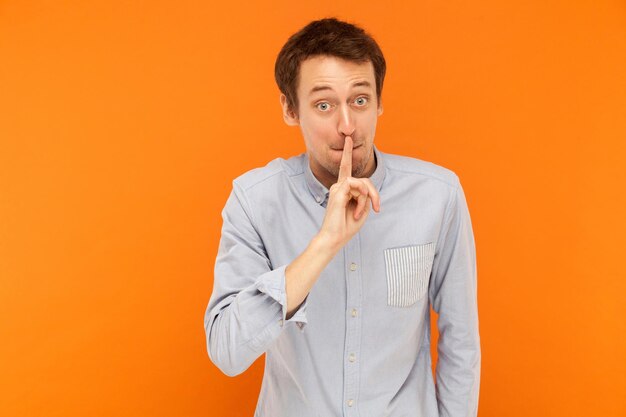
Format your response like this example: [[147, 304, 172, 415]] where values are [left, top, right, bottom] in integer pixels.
[[384, 242, 435, 307]]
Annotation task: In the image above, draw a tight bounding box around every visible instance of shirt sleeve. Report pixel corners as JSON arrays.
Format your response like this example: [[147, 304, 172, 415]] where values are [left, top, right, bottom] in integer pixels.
[[428, 177, 481, 417], [204, 181, 309, 377]]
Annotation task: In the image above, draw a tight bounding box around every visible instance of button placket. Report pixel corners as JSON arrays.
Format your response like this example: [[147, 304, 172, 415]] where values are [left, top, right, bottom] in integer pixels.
[[343, 235, 363, 416]]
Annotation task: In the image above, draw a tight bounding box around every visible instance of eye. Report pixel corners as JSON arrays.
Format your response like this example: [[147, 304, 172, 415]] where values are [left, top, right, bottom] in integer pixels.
[[354, 96, 368, 106], [316, 102, 331, 112]]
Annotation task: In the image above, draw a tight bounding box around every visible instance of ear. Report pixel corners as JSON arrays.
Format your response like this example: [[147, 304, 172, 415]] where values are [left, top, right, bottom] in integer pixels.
[[280, 94, 299, 126], [377, 100, 384, 116]]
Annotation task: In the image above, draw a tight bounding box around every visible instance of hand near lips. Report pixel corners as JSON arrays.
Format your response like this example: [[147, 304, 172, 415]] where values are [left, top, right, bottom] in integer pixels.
[[283, 136, 381, 317], [318, 136, 381, 251]]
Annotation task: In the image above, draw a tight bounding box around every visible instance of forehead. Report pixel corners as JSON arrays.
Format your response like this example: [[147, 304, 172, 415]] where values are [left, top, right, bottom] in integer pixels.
[[297, 55, 375, 95]]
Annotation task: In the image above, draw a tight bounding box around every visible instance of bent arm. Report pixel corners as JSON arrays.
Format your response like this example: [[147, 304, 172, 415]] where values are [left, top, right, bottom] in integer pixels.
[[429, 179, 481, 417], [204, 183, 338, 376], [205, 154, 379, 377], [204, 183, 305, 376]]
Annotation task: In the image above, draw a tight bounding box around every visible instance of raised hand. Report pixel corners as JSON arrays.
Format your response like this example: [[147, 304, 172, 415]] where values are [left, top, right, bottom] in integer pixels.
[[318, 136, 381, 251]]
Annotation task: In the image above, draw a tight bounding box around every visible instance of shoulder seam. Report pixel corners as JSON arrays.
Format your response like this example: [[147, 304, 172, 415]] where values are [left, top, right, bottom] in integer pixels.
[[234, 159, 305, 192], [386, 166, 459, 189], [236, 169, 285, 192]]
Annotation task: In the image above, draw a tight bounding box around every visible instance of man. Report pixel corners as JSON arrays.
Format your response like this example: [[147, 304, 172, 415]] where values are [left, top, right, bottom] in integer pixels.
[[204, 17, 480, 417]]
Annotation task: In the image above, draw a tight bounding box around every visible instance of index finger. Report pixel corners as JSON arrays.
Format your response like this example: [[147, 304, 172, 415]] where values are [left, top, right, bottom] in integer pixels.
[[338, 136, 353, 181]]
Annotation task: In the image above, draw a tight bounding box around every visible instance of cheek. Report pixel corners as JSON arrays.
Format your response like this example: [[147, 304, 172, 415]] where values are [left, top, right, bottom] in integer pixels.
[[304, 119, 334, 145], [361, 117, 378, 143], [363, 111, 379, 130]]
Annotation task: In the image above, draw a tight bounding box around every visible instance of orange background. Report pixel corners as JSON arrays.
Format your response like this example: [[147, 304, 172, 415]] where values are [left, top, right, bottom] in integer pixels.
[[1, 1, 625, 416]]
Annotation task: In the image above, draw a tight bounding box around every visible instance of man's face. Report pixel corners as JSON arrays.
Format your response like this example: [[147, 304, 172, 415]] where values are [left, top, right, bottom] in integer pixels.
[[281, 55, 383, 187]]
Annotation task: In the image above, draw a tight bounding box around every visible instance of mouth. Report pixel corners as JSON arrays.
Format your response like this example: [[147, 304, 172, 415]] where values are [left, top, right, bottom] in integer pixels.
[[331, 144, 362, 151]]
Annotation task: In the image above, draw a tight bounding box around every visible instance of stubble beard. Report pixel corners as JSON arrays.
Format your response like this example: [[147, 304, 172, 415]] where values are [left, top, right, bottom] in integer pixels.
[[326, 145, 373, 179]]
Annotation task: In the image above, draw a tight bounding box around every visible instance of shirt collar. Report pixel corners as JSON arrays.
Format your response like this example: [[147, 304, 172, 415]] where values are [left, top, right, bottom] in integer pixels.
[[304, 144, 386, 206]]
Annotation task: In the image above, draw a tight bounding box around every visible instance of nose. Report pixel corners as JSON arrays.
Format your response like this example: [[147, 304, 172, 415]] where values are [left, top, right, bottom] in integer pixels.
[[337, 103, 355, 138]]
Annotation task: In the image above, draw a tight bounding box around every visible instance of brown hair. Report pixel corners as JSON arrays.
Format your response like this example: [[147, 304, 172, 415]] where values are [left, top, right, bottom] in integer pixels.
[[274, 17, 386, 115]]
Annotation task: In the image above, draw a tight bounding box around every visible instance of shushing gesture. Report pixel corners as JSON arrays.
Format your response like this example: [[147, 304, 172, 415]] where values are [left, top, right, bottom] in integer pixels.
[[318, 136, 381, 250]]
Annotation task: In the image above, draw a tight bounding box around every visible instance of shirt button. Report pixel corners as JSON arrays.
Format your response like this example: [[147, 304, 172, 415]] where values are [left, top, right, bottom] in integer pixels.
[[347, 399, 354, 407], [315, 195, 321, 203], [279, 319, 283, 327], [350, 262, 357, 271], [351, 308, 357, 317], [349, 353, 356, 362]]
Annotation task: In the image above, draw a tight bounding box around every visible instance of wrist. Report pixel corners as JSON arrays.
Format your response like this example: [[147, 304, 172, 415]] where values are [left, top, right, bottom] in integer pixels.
[[312, 232, 342, 258]]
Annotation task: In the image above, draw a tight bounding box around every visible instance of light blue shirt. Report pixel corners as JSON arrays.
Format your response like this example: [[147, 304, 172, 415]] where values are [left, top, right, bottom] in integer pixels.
[[204, 145, 481, 417]]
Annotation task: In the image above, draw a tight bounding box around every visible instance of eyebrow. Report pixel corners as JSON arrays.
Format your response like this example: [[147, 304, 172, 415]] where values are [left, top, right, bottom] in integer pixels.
[[308, 80, 373, 96]]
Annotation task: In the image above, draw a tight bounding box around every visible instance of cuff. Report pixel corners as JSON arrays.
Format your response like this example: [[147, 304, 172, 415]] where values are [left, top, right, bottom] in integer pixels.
[[255, 264, 309, 330]]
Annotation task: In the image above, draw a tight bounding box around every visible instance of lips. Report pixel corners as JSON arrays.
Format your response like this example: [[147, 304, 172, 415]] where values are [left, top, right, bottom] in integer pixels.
[[332, 144, 362, 151]]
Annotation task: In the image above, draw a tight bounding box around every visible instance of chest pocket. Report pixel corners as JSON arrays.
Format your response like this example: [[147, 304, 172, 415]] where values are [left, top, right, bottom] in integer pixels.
[[384, 242, 435, 307]]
